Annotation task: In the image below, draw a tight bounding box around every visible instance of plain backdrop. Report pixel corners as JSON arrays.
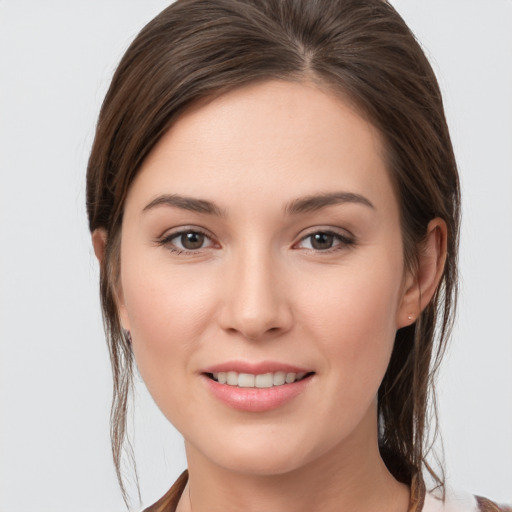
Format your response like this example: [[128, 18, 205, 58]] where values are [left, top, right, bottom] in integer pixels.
[[0, 1, 511, 511]]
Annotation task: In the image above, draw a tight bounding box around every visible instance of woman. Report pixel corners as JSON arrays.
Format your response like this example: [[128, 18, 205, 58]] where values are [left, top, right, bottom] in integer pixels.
[[86, 1, 510, 511]]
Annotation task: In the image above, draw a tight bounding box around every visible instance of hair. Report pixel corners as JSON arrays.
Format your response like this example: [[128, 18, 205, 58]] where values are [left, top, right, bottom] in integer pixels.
[[86, 0, 460, 504]]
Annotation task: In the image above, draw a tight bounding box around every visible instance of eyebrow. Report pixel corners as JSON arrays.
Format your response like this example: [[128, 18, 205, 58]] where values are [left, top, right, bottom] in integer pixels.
[[142, 191, 374, 217], [285, 192, 375, 215], [143, 194, 226, 217]]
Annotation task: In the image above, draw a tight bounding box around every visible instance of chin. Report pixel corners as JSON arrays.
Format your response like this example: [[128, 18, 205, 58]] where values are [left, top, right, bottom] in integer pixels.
[[215, 449, 309, 476], [187, 425, 334, 477]]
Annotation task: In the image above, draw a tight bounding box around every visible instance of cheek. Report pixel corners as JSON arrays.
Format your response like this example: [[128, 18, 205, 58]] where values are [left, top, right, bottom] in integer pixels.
[[120, 255, 218, 389], [296, 255, 403, 390]]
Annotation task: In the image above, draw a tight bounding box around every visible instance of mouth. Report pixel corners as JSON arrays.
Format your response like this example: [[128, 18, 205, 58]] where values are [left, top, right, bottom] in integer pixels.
[[205, 371, 314, 388], [201, 362, 315, 411]]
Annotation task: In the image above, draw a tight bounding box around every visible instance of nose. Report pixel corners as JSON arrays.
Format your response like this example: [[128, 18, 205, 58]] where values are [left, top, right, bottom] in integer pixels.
[[218, 247, 293, 341]]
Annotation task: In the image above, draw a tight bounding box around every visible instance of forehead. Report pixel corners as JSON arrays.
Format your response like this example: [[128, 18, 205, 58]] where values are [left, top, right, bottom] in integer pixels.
[[127, 80, 395, 214]]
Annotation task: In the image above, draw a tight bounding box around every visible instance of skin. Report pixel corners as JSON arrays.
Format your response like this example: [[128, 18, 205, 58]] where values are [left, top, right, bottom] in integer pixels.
[[93, 80, 447, 512]]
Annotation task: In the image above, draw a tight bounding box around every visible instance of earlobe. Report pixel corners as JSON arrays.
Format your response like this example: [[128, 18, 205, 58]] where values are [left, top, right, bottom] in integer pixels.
[[92, 228, 108, 264], [397, 218, 447, 328], [91, 228, 131, 331]]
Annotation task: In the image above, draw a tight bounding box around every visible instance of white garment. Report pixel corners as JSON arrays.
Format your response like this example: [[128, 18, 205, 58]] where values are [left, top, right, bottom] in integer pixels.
[[423, 490, 479, 512]]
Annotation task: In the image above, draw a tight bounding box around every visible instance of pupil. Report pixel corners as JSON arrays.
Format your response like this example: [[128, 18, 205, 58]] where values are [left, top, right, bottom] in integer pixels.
[[311, 233, 333, 250], [182, 232, 204, 250]]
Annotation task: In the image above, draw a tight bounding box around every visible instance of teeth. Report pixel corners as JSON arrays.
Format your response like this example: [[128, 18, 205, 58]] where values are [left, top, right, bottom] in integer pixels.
[[238, 373, 255, 387], [273, 371, 286, 386], [210, 371, 309, 388], [255, 373, 273, 388], [285, 372, 297, 384]]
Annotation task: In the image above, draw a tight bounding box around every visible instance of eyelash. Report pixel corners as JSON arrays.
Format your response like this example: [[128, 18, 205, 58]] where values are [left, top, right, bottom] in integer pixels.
[[294, 230, 355, 253], [156, 228, 215, 255], [156, 228, 355, 255]]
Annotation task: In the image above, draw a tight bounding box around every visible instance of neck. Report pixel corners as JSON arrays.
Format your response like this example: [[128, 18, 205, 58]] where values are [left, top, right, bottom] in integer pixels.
[[178, 406, 410, 512]]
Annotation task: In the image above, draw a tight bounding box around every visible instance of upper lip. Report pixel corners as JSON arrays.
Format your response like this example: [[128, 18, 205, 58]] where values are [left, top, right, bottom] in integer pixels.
[[202, 360, 312, 375]]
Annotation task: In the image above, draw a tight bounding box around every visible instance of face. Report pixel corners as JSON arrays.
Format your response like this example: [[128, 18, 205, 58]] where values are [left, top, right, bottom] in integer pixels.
[[116, 80, 412, 476]]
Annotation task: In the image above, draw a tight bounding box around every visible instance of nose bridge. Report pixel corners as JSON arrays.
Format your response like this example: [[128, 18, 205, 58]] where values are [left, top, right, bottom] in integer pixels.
[[221, 240, 291, 339]]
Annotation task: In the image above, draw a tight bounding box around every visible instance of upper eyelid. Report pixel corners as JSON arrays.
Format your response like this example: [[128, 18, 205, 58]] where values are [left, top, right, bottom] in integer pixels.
[[296, 226, 355, 240], [158, 225, 214, 241]]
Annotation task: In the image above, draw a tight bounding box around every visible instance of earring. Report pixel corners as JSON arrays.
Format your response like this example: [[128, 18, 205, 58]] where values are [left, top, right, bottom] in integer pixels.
[[407, 314, 414, 321], [123, 328, 132, 344]]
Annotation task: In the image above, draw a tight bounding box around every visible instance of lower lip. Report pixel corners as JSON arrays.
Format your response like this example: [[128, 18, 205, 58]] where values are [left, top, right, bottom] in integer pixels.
[[203, 374, 313, 412]]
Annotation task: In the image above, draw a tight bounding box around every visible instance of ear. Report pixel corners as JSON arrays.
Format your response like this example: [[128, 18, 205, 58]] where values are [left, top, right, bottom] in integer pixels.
[[397, 218, 447, 328], [91, 228, 131, 330], [92, 228, 107, 264]]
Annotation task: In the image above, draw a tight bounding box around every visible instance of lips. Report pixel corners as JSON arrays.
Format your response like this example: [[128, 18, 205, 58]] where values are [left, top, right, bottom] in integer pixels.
[[201, 361, 315, 412]]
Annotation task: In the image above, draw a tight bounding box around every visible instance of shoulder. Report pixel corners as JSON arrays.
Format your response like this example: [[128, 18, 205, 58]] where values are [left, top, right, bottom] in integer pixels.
[[142, 470, 188, 512], [474, 496, 512, 512], [423, 490, 512, 512]]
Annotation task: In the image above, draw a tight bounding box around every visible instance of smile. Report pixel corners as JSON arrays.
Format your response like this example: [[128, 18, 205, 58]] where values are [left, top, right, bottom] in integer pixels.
[[207, 371, 312, 388], [203, 369, 315, 412]]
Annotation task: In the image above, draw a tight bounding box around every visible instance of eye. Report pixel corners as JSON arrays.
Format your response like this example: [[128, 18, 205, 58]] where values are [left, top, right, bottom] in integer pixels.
[[176, 231, 208, 250], [158, 229, 216, 253], [296, 231, 354, 251]]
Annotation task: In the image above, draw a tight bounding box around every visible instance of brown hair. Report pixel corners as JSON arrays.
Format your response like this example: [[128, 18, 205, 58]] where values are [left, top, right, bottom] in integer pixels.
[[86, 0, 460, 504]]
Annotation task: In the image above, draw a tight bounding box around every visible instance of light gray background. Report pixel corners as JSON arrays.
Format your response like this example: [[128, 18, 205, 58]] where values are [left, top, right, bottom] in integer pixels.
[[0, 1, 511, 511]]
